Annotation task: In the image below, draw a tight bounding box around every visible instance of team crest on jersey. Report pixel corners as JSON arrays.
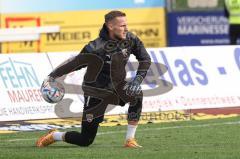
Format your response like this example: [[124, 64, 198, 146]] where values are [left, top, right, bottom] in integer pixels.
[[121, 48, 128, 57], [86, 114, 94, 122]]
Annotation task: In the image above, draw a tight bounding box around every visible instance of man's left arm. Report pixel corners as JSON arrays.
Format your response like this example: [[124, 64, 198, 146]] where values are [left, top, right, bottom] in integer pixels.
[[125, 35, 151, 96], [132, 36, 151, 80]]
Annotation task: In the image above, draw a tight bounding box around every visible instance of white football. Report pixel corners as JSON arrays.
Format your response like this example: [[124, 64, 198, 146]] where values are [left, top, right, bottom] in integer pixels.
[[40, 80, 65, 103]]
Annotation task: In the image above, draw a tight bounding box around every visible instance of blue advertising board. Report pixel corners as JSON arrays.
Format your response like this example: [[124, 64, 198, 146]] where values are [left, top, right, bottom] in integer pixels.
[[167, 11, 239, 46]]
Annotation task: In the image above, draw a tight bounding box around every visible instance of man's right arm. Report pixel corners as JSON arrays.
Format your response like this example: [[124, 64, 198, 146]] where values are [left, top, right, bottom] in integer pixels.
[[48, 44, 92, 79]]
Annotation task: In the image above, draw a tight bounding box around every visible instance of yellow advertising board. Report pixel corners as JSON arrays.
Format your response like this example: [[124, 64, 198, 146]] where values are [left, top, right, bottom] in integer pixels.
[[0, 8, 166, 53]]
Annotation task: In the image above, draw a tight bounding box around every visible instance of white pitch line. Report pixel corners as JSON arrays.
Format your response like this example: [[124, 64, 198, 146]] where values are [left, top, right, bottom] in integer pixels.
[[5, 120, 240, 142], [97, 120, 240, 135], [7, 138, 35, 142]]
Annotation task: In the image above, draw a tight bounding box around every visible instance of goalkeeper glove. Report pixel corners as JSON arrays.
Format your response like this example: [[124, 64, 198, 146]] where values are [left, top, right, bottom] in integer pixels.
[[41, 76, 55, 88], [124, 75, 143, 96]]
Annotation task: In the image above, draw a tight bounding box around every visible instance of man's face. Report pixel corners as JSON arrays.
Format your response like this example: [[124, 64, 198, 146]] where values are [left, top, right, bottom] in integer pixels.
[[108, 16, 128, 40]]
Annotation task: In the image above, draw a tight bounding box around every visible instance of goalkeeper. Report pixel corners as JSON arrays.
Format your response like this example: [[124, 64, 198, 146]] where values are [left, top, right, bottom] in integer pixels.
[[36, 10, 151, 148]]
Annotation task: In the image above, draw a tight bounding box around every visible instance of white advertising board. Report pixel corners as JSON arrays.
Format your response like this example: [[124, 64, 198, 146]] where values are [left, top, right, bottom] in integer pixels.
[[0, 53, 57, 121], [143, 46, 240, 111], [1, 45, 240, 121]]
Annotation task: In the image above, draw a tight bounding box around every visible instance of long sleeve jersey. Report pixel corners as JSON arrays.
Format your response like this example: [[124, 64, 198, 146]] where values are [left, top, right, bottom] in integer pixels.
[[49, 24, 151, 90]]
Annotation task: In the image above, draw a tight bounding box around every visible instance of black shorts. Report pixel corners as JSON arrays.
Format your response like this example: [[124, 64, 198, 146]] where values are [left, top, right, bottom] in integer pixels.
[[82, 81, 143, 123]]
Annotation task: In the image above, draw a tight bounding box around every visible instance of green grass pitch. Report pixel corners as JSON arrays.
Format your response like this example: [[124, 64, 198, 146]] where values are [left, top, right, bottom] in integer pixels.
[[1, 116, 240, 159]]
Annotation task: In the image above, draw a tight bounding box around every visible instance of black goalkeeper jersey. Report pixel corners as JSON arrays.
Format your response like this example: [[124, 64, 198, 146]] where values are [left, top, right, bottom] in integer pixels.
[[49, 24, 151, 90]]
